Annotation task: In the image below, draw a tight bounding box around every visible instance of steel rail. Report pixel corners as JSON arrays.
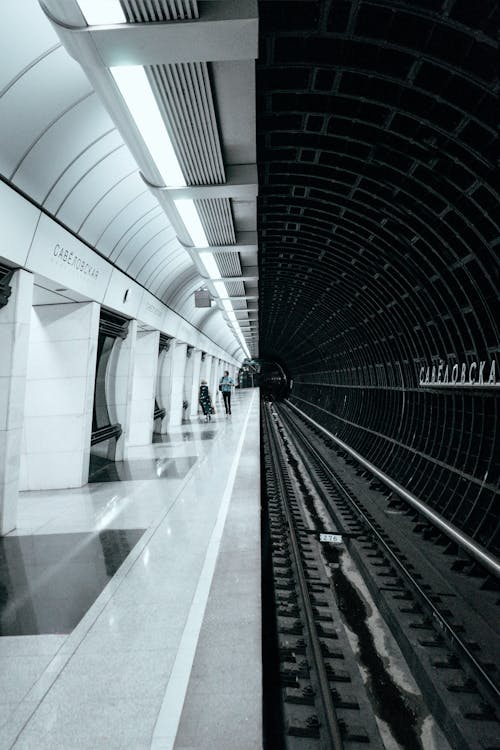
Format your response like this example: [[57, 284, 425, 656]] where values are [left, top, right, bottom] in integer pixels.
[[287, 399, 500, 580], [280, 402, 500, 703], [264, 406, 344, 750]]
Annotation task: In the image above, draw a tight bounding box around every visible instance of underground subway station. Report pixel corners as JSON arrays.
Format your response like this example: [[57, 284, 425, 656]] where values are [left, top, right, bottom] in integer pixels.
[[0, 1, 498, 749]]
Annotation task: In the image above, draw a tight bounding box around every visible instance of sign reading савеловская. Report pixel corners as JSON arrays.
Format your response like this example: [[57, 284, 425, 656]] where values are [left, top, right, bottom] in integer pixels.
[[419, 359, 498, 388]]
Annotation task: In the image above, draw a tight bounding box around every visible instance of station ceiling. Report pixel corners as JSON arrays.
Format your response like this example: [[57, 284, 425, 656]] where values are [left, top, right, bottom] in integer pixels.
[[0, 0, 259, 361]]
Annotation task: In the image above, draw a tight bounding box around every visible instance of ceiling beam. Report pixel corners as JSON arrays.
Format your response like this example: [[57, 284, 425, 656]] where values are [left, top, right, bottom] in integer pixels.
[[220, 295, 258, 301], [215, 275, 258, 282], [192, 231, 257, 254], [164, 165, 257, 201], [86, 2, 258, 66]]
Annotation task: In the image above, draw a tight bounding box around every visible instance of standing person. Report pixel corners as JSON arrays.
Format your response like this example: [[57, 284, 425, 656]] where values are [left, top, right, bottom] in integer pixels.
[[219, 370, 234, 415], [199, 380, 212, 421]]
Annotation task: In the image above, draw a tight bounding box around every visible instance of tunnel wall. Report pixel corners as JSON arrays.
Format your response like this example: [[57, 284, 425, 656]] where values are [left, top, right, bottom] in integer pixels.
[[290, 370, 498, 555], [257, 0, 499, 558]]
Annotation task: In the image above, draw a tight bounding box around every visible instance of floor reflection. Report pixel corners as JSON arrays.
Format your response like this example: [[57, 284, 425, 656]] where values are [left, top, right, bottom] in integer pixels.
[[152, 428, 218, 444], [0, 530, 144, 636], [88, 456, 197, 483]]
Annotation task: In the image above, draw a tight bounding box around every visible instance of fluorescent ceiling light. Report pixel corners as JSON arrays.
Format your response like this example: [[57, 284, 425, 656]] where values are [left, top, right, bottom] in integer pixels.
[[175, 199, 208, 246], [213, 280, 227, 297], [200, 249, 250, 355], [111, 66, 185, 187], [77, 0, 126, 25], [239, 339, 250, 358], [199, 252, 220, 280]]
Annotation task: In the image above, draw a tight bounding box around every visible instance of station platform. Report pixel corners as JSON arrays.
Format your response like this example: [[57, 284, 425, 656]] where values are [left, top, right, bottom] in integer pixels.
[[0, 389, 261, 750]]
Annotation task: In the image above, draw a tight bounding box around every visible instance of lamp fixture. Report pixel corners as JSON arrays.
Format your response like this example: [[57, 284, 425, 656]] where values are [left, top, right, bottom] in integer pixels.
[[77, 0, 126, 25], [175, 199, 209, 246], [199, 251, 220, 281], [111, 66, 186, 187], [204, 268, 250, 356]]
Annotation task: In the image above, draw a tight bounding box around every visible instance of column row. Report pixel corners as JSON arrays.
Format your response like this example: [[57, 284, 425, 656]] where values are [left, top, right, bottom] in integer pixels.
[[0, 270, 238, 534]]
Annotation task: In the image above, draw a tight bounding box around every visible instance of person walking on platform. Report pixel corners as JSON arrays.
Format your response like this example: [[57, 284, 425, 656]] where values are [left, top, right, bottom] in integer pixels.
[[199, 380, 213, 421], [219, 370, 234, 416]]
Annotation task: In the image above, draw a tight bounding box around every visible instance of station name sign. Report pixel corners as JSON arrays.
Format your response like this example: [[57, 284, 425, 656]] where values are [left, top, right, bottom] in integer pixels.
[[53, 243, 100, 280], [419, 359, 498, 388]]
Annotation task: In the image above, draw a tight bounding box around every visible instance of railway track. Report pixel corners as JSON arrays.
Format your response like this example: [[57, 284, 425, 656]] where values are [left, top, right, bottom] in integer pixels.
[[262, 400, 499, 750]]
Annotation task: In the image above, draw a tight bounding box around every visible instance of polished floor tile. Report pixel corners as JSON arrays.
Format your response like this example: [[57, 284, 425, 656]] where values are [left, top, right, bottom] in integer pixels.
[[0, 654, 56, 703], [89, 456, 197, 482], [0, 530, 144, 635], [12, 696, 161, 750], [153, 429, 219, 444], [1, 390, 261, 749]]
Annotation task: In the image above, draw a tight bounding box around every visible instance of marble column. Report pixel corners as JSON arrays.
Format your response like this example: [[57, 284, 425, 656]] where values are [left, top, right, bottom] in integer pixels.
[[106, 319, 137, 461], [211, 358, 222, 410], [19, 299, 100, 491], [183, 347, 195, 415], [0, 269, 33, 534], [157, 341, 173, 434], [168, 341, 188, 427], [127, 329, 159, 449], [189, 349, 203, 418], [201, 355, 214, 403]]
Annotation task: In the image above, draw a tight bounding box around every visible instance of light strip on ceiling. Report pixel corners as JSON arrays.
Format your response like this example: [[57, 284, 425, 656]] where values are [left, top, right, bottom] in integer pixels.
[[175, 199, 209, 246], [202, 261, 250, 356], [111, 66, 186, 187], [199, 251, 219, 279], [77, 0, 126, 25], [81, 21, 247, 355]]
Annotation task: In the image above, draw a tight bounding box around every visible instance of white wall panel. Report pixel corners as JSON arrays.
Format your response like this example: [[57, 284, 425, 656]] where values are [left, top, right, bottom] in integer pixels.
[[136, 238, 184, 288], [114, 214, 172, 268], [26, 339, 92, 380], [13, 95, 113, 203], [0, 182, 40, 267], [26, 213, 112, 301], [44, 129, 123, 215], [79, 171, 146, 247], [96, 191, 158, 258], [137, 290, 168, 331], [0, 0, 59, 93], [107, 205, 164, 263], [0, 48, 92, 179], [152, 254, 192, 299], [102, 268, 143, 320], [56, 147, 137, 229], [20, 300, 99, 491], [125, 228, 175, 279]]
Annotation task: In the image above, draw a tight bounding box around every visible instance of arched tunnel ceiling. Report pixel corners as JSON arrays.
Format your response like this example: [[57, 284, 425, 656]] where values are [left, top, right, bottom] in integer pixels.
[[257, 0, 498, 374], [257, 0, 499, 554]]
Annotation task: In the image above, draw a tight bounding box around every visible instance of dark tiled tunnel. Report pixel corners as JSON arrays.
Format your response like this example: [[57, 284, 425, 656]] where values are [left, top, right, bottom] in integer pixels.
[[256, 0, 499, 553]]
